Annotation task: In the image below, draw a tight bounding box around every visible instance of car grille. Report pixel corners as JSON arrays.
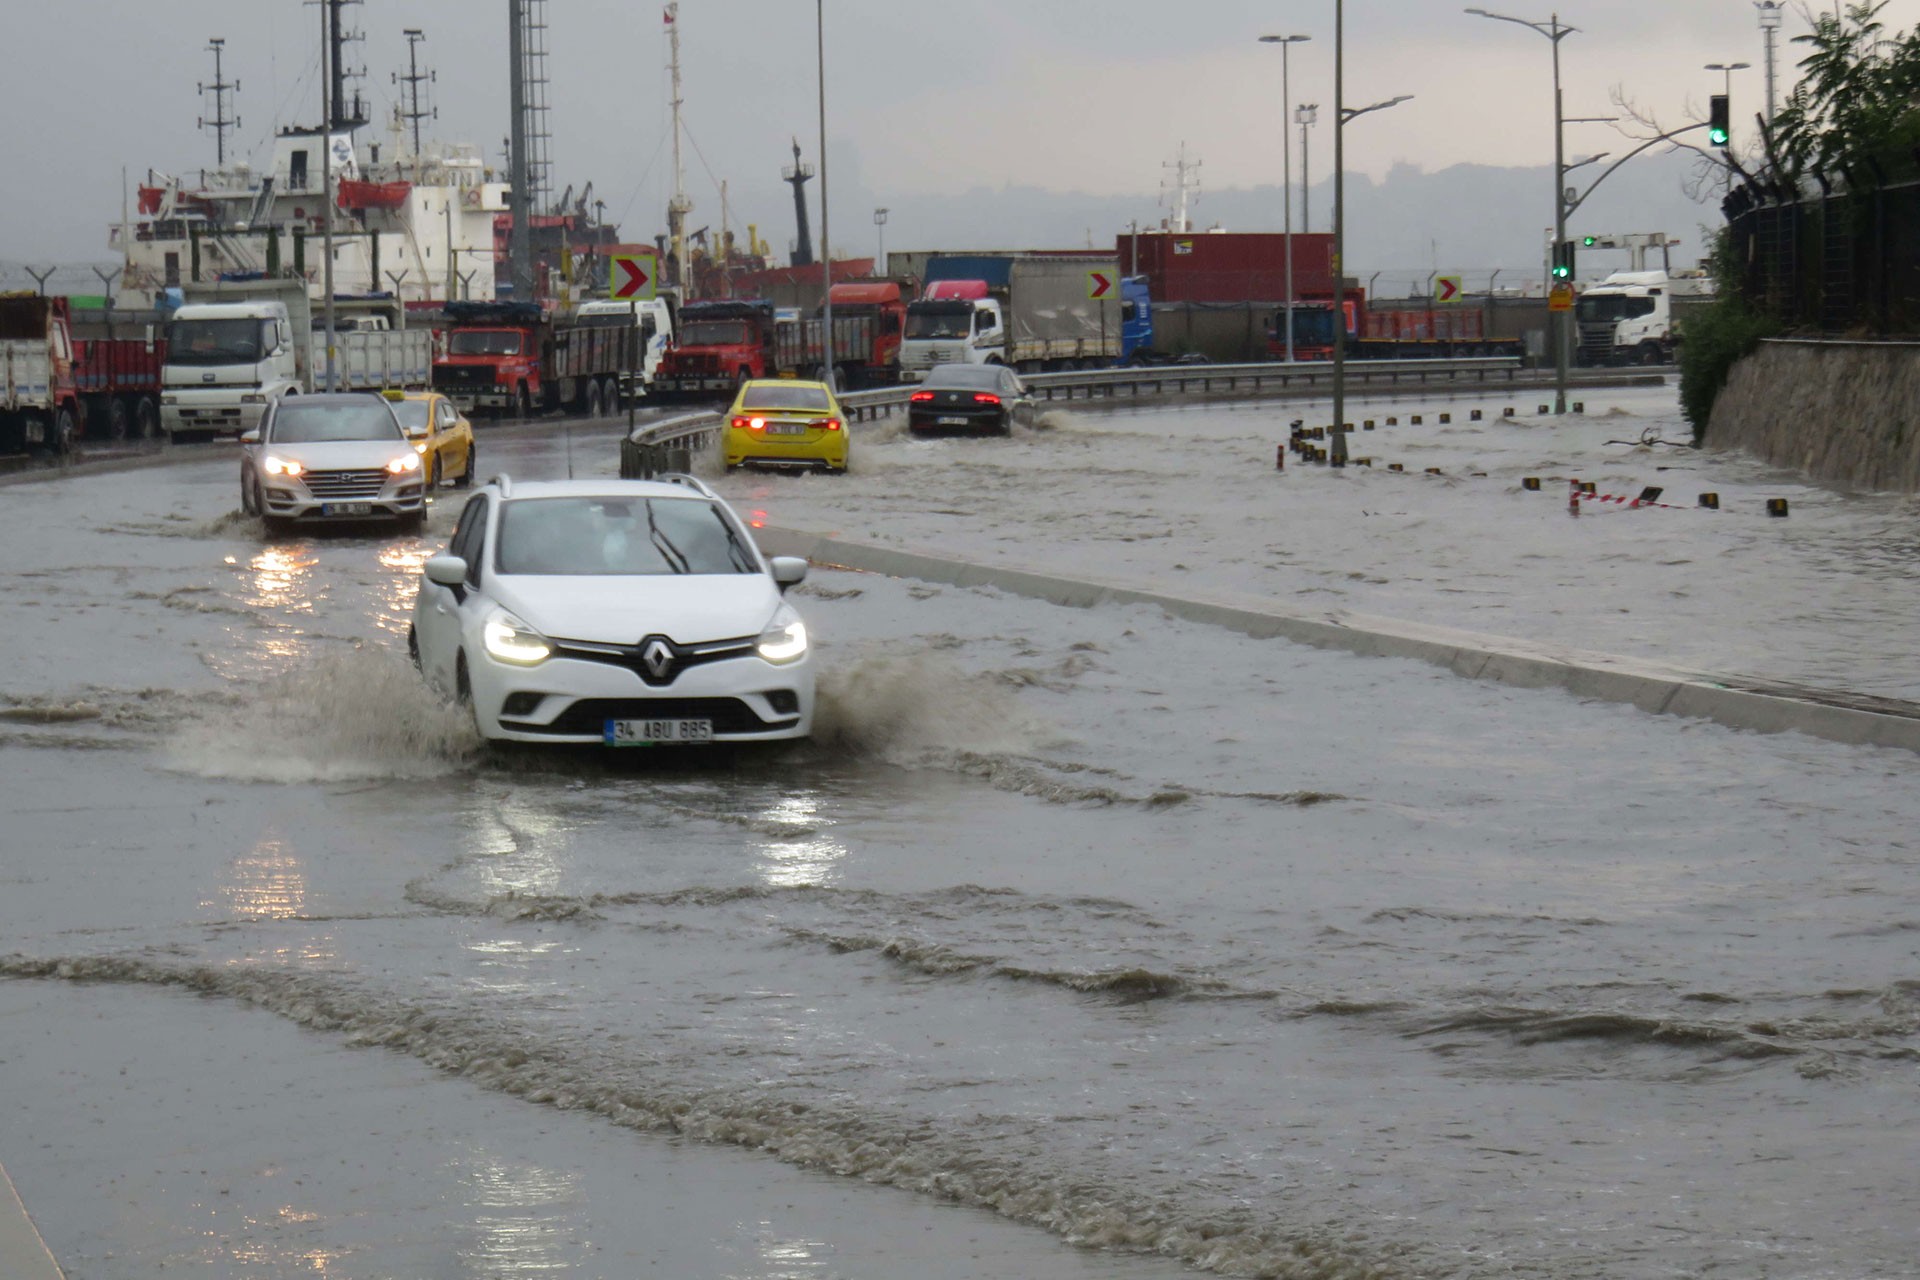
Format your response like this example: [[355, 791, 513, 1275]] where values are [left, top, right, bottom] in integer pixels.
[[500, 697, 796, 736], [303, 469, 389, 499], [554, 636, 756, 687], [434, 365, 495, 390]]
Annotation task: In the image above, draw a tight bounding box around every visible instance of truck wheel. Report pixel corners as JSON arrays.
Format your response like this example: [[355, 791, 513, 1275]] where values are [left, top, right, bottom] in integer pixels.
[[585, 379, 604, 419], [1640, 342, 1663, 366], [516, 384, 533, 419], [51, 407, 77, 455], [133, 398, 157, 440], [106, 398, 131, 441]]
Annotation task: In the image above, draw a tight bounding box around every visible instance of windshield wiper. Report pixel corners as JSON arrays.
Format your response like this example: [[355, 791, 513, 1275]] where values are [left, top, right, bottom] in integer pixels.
[[646, 502, 690, 574]]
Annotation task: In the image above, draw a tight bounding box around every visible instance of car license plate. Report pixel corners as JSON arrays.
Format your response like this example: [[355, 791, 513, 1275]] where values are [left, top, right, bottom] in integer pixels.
[[937, 416, 969, 426], [604, 718, 713, 746], [766, 422, 807, 436], [321, 502, 374, 516]]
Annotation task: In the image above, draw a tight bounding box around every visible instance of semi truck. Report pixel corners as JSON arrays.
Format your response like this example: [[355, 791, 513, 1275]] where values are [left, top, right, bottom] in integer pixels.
[[160, 278, 432, 442], [1268, 293, 1525, 361], [653, 293, 891, 396], [899, 253, 1124, 379], [1574, 269, 1715, 366], [432, 300, 644, 417], [0, 295, 169, 454]]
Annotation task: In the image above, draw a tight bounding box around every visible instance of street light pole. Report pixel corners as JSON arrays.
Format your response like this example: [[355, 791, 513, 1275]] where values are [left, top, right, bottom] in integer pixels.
[[1467, 8, 1576, 414], [1296, 103, 1317, 234], [1260, 35, 1310, 365], [1755, 2, 1783, 122], [1327, 3, 1412, 465], [815, 0, 834, 393], [873, 206, 888, 276]]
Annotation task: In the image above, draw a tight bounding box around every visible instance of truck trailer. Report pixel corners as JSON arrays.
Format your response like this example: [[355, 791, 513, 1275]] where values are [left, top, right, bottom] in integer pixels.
[[1269, 293, 1525, 361]]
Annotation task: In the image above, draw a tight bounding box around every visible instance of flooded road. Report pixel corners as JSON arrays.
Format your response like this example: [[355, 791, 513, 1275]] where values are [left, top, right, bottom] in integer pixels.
[[2, 398, 1917, 1278]]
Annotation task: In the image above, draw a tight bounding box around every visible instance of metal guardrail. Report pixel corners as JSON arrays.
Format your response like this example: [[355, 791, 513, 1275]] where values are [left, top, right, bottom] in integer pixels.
[[619, 355, 1532, 477]]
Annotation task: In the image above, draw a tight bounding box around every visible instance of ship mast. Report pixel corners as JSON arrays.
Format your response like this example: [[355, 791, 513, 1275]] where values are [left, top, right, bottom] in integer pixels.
[[666, 2, 692, 298]]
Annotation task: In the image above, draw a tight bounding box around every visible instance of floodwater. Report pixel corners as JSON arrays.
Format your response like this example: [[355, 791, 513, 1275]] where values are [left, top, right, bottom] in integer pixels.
[[1, 391, 1917, 1279]]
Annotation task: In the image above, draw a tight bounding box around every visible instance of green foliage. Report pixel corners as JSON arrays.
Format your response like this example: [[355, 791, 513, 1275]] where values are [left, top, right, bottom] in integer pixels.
[[1679, 231, 1781, 441], [1768, 3, 1920, 185]]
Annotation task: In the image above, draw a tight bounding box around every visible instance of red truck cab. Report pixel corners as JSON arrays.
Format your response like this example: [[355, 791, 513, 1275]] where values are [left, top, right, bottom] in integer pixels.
[[820, 281, 906, 380], [433, 301, 548, 416], [656, 300, 777, 396]]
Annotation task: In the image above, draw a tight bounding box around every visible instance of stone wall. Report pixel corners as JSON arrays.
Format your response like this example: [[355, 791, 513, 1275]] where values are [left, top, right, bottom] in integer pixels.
[[1710, 338, 1920, 492]]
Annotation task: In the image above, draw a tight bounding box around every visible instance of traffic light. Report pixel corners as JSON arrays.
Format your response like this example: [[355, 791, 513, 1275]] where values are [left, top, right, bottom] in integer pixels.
[[1551, 240, 1575, 281], [1708, 94, 1730, 147], [1581, 235, 1597, 247]]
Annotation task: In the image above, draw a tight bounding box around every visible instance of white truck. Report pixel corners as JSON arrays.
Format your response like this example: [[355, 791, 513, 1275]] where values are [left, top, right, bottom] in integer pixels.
[[899, 253, 1121, 380], [1574, 269, 1715, 367], [573, 295, 676, 403], [160, 278, 431, 442]]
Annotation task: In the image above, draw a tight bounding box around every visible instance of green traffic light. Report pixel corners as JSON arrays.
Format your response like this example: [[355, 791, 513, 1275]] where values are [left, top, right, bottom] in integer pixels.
[[1582, 236, 1596, 247], [1708, 125, 1730, 146]]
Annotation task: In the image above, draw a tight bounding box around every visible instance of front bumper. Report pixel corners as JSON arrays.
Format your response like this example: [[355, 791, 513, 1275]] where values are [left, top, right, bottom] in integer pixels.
[[723, 426, 848, 470], [470, 649, 814, 744], [164, 397, 266, 437], [261, 477, 426, 522]]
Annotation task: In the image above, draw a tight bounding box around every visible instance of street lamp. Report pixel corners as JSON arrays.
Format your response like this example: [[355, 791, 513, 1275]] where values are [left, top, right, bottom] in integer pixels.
[[815, 0, 834, 392], [1328, 0, 1412, 465], [1704, 60, 1751, 100], [1467, 7, 1576, 415], [1755, 2, 1783, 122], [873, 206, 888, 276], [1295, 103, 1318, 234], [1259, 34, 1311, 364]]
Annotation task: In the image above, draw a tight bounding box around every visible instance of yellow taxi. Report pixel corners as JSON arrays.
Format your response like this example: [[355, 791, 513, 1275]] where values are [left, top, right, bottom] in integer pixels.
[[387, 390, 478, 491], [721, 379, 850, 474]]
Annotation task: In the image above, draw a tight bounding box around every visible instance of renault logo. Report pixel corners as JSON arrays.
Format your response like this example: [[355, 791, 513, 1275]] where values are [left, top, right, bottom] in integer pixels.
[[640, 638, 676, 682]]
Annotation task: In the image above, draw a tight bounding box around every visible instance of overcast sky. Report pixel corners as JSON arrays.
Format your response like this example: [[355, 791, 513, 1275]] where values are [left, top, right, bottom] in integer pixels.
[[2, 0, 1909, 271]]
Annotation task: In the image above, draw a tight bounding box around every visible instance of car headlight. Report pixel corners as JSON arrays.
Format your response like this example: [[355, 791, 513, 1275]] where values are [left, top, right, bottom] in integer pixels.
[[160, 393, 178, 406], [262, 455, 302, 477], [387, 452, 423, 474], [240, 394, 266, 405], [482, 610, 551, 665], [756, 605, 808, 664]]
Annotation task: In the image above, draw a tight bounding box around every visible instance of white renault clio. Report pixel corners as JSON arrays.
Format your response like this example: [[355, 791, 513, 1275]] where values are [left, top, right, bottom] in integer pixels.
[[409, 474, 814, 745]]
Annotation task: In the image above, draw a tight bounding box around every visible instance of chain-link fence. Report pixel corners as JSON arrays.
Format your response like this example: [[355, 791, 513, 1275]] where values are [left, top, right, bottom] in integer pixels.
[[1726, 177, 1920, 334]]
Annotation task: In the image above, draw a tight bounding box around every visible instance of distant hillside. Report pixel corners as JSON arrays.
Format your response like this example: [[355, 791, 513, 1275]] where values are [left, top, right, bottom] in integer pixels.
[[842, 149, 1721, 294]]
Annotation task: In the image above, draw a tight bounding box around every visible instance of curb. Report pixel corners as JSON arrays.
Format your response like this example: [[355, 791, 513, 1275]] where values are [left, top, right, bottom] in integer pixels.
[[0, 1158, 64, 1280], [758, 526, 1920, 755]]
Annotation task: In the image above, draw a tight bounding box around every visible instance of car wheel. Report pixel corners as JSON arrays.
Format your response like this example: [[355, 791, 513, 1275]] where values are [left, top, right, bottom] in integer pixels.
[[407, 624, 421, 672], [455, 652, 488, 739], [427, 452, 442, 491], [240, 466, 257, 515], [453, 445, 475, 488]]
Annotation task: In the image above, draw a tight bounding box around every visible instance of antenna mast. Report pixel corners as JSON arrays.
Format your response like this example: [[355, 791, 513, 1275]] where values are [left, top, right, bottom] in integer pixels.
[[666, 2, 693, 297], [395, 28, 436, 160], [198, 38, 240, 167], [327, 0, 368, 130], [782, 139, 815, 267], [1160, 142, 1201, 233]]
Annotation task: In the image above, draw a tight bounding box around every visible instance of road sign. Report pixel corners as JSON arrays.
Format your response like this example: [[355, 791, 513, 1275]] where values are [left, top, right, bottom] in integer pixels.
[[1548, 283, 1575, 312], [1086, 270, 1115, 300], [610, 253, 656, 301], [1435, 275, 1463, 304]]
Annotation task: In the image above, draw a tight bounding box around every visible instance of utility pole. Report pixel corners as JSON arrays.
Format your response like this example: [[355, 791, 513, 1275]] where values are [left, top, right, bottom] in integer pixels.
[[874, 207, 889, 276], [1296, 103, 1317, 235], [320, 0, 337, 391], [507, 0, 532, 297], [198, 38, 239, 167], [816, 0, 835, 392], [1259, 35, 1310, 364], [1755, 3, 1783, 123]]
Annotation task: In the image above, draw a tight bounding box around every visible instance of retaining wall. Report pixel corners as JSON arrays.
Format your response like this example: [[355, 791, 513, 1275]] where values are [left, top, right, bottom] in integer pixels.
[[1709, 338, 1920, 492]]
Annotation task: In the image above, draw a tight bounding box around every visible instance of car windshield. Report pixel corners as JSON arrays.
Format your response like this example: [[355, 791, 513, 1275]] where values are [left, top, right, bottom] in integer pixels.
[[268, 400, 404, 444], [906, 307, 972, 339], [678, 321, 750, 346], [741, 384, 830, 412], [165, 317, 266, 365], [496, 496, 759, 576], [1575, 295, 1657, 323], [449, 329, 523, 356], [390, 400, 432, 430], [922, 366, 1004, 391]]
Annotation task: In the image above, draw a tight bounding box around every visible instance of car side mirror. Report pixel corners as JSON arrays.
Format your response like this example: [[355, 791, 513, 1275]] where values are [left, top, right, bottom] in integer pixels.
[[424, 555, 469, 588], [240, 429, 261, 445], [769, 556, 808, 592], [407, 424, 430, 440]]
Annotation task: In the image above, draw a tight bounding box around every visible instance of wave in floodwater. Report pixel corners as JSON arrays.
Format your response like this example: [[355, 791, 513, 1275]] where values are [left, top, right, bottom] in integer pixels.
[[814, 650, 1052, 760], [0, 953, 1411, 1280], [164, 647, 481, 783]]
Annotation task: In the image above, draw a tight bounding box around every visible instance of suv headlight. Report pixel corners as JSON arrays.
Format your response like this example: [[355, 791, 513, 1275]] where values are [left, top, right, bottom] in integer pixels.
[[262, 455, 303, 477], [756, 605, 808, 664], [483, 610, 552, 665]]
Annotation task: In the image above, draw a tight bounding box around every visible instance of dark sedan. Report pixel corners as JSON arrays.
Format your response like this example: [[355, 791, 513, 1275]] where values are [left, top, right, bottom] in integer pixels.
[[906, 365, 1036, 436]]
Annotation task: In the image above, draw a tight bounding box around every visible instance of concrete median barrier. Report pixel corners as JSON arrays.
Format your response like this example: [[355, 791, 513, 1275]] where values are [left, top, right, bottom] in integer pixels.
[[757, 526, 1920, 755]]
